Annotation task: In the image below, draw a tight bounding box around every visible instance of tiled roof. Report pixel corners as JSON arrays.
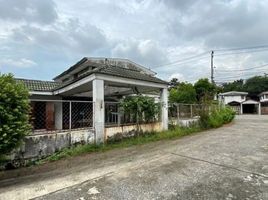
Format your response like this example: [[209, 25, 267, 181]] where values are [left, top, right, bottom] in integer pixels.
[[16, 78, 62, 92], [96, 65, 167, 84], [16, 64, 167, 92], [53, 57, 157, 80], [55, 64, 167, 90]]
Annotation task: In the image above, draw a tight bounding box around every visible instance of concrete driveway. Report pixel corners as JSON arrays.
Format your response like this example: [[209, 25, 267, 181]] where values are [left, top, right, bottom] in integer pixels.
[[1, 115, 268, 200]]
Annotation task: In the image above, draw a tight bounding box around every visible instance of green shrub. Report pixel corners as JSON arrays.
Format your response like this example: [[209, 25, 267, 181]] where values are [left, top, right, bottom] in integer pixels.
[[199, 106, 235, 129], [0, 74, 31, 155], [120, 95, 160, 123]]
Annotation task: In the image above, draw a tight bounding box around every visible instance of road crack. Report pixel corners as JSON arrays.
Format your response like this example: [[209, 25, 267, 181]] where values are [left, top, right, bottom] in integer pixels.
[[166, 151, 268, 178]]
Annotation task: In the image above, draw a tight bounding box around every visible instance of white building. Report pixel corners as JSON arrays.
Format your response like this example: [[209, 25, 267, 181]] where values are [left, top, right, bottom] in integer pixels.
[[218, 91, 261, 115], [259, 91, 268, 114], [17, 57, 169, 143]]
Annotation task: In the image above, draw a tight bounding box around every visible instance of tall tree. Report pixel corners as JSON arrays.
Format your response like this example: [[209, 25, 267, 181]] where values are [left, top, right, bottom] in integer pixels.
[[168, 78, 180, 90], [194, 78, 216, 102], [169, 82, 197, 104], [244, 76, 268, 96], [222, 79, 244, 92]]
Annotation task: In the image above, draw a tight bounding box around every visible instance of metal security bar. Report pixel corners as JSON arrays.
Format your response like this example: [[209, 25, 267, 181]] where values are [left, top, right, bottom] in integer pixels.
[[30, 99, 94, 134]]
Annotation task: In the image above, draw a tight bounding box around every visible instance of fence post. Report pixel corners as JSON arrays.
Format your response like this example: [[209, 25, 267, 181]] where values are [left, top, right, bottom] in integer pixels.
[[190, 104, 193, 118], [69, 101, 72, 131]]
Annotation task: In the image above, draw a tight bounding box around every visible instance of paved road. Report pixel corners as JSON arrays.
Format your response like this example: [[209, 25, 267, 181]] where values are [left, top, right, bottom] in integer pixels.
[[1, 115, 268, 200]]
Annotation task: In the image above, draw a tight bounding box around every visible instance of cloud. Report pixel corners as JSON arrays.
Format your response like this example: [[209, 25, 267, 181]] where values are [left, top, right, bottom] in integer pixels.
[[0, 0, 58, 24], [1, 0, 268, 82], [9, 18, 108, 56], [0, 58, 37, 68], [112, 39, 168, 67]]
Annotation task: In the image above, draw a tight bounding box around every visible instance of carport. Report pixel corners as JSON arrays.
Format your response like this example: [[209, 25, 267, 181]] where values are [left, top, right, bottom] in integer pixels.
[[227, 101, 241, 114], [241, 100, 261, 115]]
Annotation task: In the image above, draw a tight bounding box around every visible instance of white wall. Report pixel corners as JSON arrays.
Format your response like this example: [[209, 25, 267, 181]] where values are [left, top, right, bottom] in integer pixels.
[[221, 95, 246, 105]]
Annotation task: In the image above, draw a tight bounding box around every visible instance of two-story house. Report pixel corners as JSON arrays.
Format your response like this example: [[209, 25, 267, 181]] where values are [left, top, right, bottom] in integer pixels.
[[259, 91, 268, 114], [219, 91, 262, 115]]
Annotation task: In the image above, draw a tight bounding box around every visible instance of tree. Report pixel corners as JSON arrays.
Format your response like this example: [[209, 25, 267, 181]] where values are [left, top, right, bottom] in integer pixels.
[[168, 78, 180, 89], [0, 73, 31, 155], [169, 82, 197, 104], [243, 76, 268, 96], [194, 78, 216, 102], [222, 79, 244, 92]]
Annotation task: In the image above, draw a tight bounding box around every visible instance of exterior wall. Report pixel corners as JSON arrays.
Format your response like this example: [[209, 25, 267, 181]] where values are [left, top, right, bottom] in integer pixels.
[[12, 129, 95, 161], [223, 95, 245, 104], [261, 103, 268, 115], [171, 118, 200, 127], [10, 121, 162, 163], [105, 122, 162, 139], [260, 94, 268, 101]]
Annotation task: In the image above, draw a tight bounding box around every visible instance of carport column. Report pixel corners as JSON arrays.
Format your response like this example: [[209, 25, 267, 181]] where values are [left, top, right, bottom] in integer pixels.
[[240, 103, 243, 115], [54, 102, 63, 130], [160, 88, 168, 130], [258, 103, 261, 115], [93, 79, 105, 143]]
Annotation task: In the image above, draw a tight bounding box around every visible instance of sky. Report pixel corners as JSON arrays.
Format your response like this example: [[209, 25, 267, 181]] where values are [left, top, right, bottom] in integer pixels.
[[0, 0, 268, 83]]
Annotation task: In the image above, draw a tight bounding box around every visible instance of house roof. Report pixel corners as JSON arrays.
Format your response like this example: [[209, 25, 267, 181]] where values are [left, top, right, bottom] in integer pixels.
[[219, 91, 248, 96], [259, 91, 268, 95], [16, 64, 167, 92], [16, 78, 62, 92], [53, 57, 156, 80], [55, 64, 167, 90], [96, 64, 166, 84]]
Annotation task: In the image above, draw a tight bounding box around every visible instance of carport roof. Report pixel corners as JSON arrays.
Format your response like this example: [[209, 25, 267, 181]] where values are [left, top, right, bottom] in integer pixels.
[[242, 99, 260, 104]]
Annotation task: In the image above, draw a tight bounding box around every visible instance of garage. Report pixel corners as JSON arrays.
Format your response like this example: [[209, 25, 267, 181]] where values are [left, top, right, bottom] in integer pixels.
[[241, 100, 261, 115]]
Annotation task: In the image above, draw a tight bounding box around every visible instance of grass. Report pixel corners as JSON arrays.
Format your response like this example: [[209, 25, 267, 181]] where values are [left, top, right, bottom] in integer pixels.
[[37, 125, 202, 164], [32, 106, 236, 166]]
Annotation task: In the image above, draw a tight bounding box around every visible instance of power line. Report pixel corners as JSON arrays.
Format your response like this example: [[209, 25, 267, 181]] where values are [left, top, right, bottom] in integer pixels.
[[153, 51, 210, 69], [215, 63, 268, 72], [214, 48, 268, 57], [153, 45, 268, 70], [215, 72, 267, 79], [213, 44, 268, 52], [215, 73, 268, 82]]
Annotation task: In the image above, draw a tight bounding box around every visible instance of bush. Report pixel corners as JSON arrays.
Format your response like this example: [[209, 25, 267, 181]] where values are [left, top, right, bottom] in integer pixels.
[[120, 95, 160, 123], [199, 106, 235, 129], [0, 74, 31, 155]]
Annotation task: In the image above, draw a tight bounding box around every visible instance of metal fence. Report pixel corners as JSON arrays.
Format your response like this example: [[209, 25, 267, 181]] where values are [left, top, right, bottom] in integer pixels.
[[30, 100, 94, 134], [169, 103, 219, 119], [105, 102, 160, 127], [30, 100, 219, 133]]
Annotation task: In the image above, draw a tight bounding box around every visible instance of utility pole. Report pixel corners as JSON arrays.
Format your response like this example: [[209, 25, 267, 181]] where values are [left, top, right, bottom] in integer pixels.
[[210, 50, 214, 84]]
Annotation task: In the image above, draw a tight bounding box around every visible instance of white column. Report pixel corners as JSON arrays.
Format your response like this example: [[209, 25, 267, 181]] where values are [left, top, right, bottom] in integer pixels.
[[54, 102, 63, 130], [240, 103, 243, 115], [160, 88, 168, 130], [258, 103, 261, 115], [93, 79, 105, 143]]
